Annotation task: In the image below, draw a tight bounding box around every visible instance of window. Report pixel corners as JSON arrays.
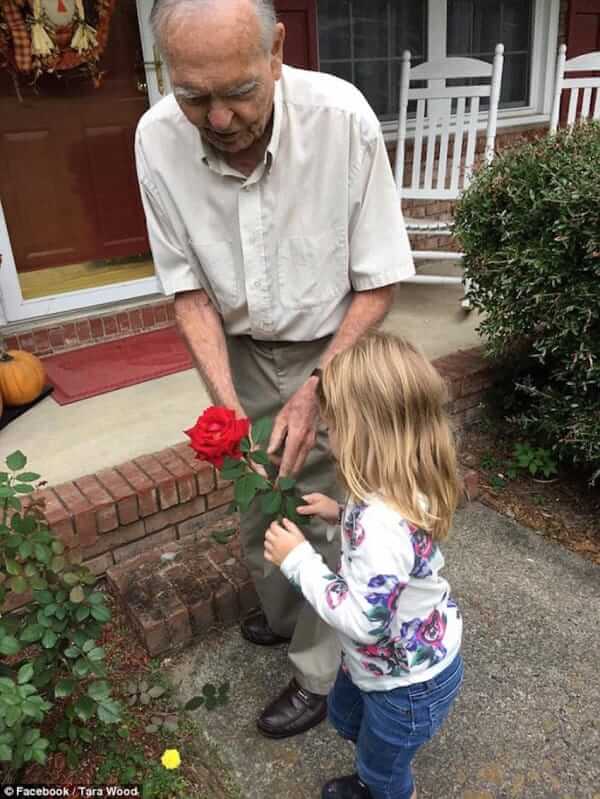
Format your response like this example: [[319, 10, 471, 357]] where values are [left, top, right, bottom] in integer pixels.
[[317, 0, 559, 124], [447, 0, 533, 108], [318, 0, 427, 120]]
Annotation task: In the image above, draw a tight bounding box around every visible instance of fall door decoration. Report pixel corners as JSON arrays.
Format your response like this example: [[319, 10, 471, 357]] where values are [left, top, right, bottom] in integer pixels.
[[0, 0, 117, 84]]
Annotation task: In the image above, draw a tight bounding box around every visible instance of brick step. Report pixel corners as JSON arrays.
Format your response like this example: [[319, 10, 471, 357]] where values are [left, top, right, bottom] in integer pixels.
[[106, 466, 477, 657], [106, 514, 256, 657], [4, 297, 176, 358]]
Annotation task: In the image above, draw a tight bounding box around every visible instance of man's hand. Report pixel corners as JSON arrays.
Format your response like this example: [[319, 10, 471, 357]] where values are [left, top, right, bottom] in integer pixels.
[[267, 380, 319, 477], [297, 493, 341, 525], [264, 518, 307, 567]]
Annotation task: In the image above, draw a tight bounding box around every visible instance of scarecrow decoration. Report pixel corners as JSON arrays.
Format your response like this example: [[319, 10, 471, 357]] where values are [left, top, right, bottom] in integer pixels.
[[0, 0, 117, 85]]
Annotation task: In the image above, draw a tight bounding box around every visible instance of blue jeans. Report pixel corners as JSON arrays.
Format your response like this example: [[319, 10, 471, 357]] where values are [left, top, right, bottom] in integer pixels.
[[327, 654, 464, 799]]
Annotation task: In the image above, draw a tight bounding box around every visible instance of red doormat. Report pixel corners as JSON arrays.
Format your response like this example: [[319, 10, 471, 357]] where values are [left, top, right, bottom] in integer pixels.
[[44, 327, 193, 405]]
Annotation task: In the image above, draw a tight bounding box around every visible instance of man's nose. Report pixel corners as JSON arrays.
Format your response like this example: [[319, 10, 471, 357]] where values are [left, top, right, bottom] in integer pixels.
[[208, 103, 234, 131]]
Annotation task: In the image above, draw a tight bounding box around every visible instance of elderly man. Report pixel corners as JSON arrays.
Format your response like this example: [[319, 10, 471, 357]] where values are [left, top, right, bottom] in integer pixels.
[[136, 0, 414, 740]]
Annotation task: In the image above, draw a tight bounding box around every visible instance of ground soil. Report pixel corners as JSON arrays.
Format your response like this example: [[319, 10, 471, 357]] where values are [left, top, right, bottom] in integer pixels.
[[461, 420, 600, 565]]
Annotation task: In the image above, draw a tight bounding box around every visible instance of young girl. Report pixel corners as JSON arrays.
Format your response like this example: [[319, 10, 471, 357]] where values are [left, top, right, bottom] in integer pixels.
[[264, 331, 463, 799]]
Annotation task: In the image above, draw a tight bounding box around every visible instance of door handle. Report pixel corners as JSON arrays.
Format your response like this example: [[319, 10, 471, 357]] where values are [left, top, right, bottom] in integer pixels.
[[143, 45, 165, 95]]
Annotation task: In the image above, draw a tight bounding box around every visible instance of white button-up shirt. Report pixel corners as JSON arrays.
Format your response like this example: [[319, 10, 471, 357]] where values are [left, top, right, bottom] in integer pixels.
[[135, 65, 414, 341]]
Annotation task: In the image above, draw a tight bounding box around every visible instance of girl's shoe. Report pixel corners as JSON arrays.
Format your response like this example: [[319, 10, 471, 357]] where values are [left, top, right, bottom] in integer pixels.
[[321, 774, 373, 798]]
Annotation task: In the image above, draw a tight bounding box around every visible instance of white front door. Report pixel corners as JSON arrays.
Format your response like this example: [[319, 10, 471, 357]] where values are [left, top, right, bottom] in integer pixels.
[[0, 0, 168, 324]]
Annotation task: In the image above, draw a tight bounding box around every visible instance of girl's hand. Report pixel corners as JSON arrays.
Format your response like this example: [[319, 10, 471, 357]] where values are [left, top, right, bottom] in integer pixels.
[[297, 493, 341, 525], [264, 518, 306, 567]]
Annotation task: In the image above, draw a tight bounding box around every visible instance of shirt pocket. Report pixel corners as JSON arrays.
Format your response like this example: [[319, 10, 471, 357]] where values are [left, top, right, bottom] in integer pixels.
[[277, 226, 348, 310], [188, 238, 240, 312]]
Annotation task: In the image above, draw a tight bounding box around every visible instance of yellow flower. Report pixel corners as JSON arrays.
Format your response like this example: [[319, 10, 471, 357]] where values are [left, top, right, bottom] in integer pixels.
[[161, 749, 181, 770]]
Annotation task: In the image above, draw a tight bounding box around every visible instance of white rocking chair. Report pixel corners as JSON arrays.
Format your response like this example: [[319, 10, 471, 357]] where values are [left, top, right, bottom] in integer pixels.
[[394, 45, 504, 308], [550, 44, 600, 133]]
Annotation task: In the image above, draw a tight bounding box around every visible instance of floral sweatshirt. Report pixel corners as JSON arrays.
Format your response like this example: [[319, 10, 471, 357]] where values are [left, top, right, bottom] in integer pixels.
[[281, 497, 462, 692]]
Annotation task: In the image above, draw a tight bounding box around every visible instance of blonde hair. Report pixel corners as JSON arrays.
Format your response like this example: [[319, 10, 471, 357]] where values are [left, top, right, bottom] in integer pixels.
[[318, 330, 460, 540]]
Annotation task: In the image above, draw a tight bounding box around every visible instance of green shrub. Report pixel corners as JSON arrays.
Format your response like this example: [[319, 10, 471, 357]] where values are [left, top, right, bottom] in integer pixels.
[[0, 451, 121, 776], [454, 122, 600, 481]]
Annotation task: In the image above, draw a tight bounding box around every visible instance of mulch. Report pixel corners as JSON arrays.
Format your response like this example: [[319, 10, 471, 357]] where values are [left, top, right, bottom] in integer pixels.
[[461, 423, 600, 566]]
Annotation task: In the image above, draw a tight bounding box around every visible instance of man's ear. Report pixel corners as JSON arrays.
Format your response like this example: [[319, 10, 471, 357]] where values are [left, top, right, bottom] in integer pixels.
[[271, 22, 285, 79]]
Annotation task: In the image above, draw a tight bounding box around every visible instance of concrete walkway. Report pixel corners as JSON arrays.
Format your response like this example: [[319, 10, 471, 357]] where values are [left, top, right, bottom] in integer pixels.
[[1, 266, 481, 486], [168, 502, 600, 799]]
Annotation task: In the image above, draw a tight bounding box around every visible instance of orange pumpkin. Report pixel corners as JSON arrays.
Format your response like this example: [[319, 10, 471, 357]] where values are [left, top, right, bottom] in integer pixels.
[[0, 350, 46, 407]]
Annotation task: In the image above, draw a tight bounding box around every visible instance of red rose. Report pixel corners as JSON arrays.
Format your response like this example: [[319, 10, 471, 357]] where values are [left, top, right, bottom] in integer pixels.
[[185, 407, 250, 469]]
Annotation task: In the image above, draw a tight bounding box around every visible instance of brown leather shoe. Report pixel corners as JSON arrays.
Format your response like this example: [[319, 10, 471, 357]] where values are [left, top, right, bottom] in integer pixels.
[[257, 678, 327, 739], [240, 610, 291, 647]]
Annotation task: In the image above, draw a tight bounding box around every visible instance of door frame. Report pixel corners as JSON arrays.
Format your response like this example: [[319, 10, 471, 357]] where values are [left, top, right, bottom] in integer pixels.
[[0, 0, 165, 324]]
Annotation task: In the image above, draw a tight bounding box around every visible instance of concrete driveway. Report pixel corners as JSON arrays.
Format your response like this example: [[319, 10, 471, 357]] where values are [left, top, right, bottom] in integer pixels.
[[168, 501, 600, 799]]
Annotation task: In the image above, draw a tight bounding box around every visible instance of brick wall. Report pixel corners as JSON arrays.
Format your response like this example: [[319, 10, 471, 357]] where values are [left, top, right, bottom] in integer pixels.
[[4, 298, 176, 358], [2, 344, 491, 616]]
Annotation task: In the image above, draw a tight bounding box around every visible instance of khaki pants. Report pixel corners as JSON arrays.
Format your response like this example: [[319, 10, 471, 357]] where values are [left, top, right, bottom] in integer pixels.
[[227, 335, 343, 695]]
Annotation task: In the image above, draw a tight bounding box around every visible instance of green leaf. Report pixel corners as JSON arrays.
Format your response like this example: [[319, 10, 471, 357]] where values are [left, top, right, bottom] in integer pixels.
[[87, 647, 105, 663], [41, 630, 57, 649], [222, 456, 244, 470], [87, 680, 110, 701], [61, 571, 79, 586], [0, 486, 14, 498], [278, 477, 296, 491], [31, 745, 48, 765], [75, 606, 90, 622], [33, 591, 54, 605], [18, 540, 33, 559], [17, 663, 34, 685], [74, 696, 96, 722], [0, 636, 20, 656], [234, 474, 260, 510], [202, 683, 217, 698], [88, 592, 104, 606], [251, 417, 273, 447], [284, 495, 303, 523], [73, 659, 90, 678], [5, 558, 22, 576], [16, 473, 41, 483], [260, 490, 282, 515], [33, 544, 51, 564], [9, 576, 28, 594], [147, 685, 165, 699], [15, 484, 35, 494], [5, 706, 21, 726], [211, 528, 237, 545], [64, 646, 80, 658], [90, 605, 111, 623], [51, 540, 65, 555], [6, 451, 26, 471], [23, 728, 40, 745], [97, 700, 121, 724], [239, 437, 251, 453], [219, 463, 247, 481], [55, 679, 76, 698], [250, 449, 271, 466], [0, 743, 12, 761], [51, 556, 66, 573], [79, 727, 93, 744], [184, 696, 204, 711]]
